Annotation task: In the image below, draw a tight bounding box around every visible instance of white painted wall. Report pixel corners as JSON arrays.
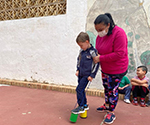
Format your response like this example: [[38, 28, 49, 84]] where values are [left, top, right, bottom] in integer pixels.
[[143, 0, 150, 26], [0, 0, 103, 89], [0, 1, 78, 84], [87, 0, 96, 12]]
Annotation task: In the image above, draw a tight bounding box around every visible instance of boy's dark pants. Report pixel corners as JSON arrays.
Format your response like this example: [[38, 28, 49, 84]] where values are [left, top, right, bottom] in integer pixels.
[[76, 76, 89, 106], [132, 86, 149, 98]]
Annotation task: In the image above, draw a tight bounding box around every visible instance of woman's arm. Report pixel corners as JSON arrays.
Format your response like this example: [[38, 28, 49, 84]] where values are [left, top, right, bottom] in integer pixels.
[[100, 31, 127, 62]]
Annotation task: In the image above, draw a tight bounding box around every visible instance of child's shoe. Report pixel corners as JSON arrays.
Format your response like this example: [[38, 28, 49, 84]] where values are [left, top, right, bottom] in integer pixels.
[[146, 100, 150, 107], [104, 112, 116, 124], [97, 104, 109, 112], [132, 97, 138, 106], [124, 99, 131, 104], [140, 98, 146, 107], [71, 106, 85, 114], [84, 104, 89, 110]]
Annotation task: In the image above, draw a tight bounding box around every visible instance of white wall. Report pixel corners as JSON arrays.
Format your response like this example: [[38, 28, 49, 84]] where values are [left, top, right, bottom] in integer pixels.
[[87, 0, 96, 12], [0, 0, 96, 88]]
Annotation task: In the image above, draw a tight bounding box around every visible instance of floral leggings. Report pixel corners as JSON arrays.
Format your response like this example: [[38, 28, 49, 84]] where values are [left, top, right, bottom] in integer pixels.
[[102, 71, 126, 111]]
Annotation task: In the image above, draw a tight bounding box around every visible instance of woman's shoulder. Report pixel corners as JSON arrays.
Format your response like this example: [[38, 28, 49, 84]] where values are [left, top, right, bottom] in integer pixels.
[[113, 25, 126, 36], [113, 26, 125, 32]]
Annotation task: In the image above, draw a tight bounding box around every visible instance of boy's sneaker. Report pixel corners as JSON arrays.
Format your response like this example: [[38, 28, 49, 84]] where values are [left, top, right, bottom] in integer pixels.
[[140, 98, 146, 107], [124, 99, 131, 104], [84, 104, 89, 110], [146, 100, 150, 107], [132, 98, 138, 106], [71, 106, 85, 114], [97, 104, 109, 112], [104, 112, 116, 124]]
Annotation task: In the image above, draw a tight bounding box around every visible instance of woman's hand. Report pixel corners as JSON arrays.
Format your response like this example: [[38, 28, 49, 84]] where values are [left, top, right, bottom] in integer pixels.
[[93, 55, 100, 63]]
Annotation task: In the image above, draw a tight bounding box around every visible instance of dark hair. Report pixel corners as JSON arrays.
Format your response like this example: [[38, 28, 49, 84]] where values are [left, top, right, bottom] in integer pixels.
[[94, 13, 115, 35], [137, 65, 148, 74], [76, 32, 90, 43]]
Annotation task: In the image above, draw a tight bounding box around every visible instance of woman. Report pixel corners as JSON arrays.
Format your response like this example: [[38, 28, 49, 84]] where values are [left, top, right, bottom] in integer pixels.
[[93, 13, 128, 124]]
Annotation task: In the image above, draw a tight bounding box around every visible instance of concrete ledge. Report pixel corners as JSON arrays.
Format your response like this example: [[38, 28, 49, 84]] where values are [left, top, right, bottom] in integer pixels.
[[0, 79, 126, 100]]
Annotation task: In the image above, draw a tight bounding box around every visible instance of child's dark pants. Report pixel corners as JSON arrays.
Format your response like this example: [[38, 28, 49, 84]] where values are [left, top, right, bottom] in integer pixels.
[[132, 86, 149, 98], [76, 76, 89, 106]]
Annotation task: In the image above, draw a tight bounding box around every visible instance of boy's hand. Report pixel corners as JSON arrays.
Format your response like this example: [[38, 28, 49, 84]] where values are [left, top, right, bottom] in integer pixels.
[[75, 71, 79, 76], [88, 76, 93, 82], [118, 87, 123, 90], [142, 83, 148, 88]]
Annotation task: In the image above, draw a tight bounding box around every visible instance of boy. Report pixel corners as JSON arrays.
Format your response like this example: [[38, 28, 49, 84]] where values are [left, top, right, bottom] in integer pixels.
[[71, 32, 99, 114], [131, 65, 149, 107], [146, 85, 150, 106], [118, 76, 131, 104]]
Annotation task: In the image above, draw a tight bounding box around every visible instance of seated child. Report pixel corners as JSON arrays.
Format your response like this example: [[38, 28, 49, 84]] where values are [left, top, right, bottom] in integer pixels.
[[118, 76, 131, 104], [131, 65, 149, 107], [146, 85, 150, 106], [71, 32, 99, 114]]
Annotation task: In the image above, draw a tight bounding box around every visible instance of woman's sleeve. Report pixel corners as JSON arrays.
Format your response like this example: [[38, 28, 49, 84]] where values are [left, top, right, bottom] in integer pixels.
[[100, 30, 128, 62]]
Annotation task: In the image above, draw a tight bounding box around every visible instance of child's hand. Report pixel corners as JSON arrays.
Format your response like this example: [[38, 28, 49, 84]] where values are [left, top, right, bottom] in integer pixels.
[[88, 76, 93, 82], [142, 83, 148, 88], [75, 71, 79, 76], [118, 87, 124, 90]]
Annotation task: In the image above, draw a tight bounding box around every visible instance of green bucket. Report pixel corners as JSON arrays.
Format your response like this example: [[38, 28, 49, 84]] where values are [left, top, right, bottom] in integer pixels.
[[70, 112, 79, 123]]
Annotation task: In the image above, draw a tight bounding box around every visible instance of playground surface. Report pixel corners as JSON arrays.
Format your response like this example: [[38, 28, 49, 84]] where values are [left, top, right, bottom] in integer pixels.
[[0, 85, 149, 125]]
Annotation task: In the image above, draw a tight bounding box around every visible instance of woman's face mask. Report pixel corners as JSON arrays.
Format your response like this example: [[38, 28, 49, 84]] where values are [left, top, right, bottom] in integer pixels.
[[95, 23, 110, 37], [98, 29, 107, 37]]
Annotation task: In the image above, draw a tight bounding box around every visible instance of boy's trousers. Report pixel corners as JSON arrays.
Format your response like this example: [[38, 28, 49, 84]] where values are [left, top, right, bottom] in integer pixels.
[[132, 86, 149, 98], [118, 86, 132, 99], [76, 76, 89, 106]]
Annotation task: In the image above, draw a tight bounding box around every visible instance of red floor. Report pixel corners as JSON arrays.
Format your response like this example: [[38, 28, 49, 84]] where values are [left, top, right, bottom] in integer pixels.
[[0, 85, 149, 125]]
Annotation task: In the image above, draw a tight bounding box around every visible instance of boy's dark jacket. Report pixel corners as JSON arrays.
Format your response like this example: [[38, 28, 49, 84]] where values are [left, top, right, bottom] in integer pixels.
[[77, 44, 99, 78]]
